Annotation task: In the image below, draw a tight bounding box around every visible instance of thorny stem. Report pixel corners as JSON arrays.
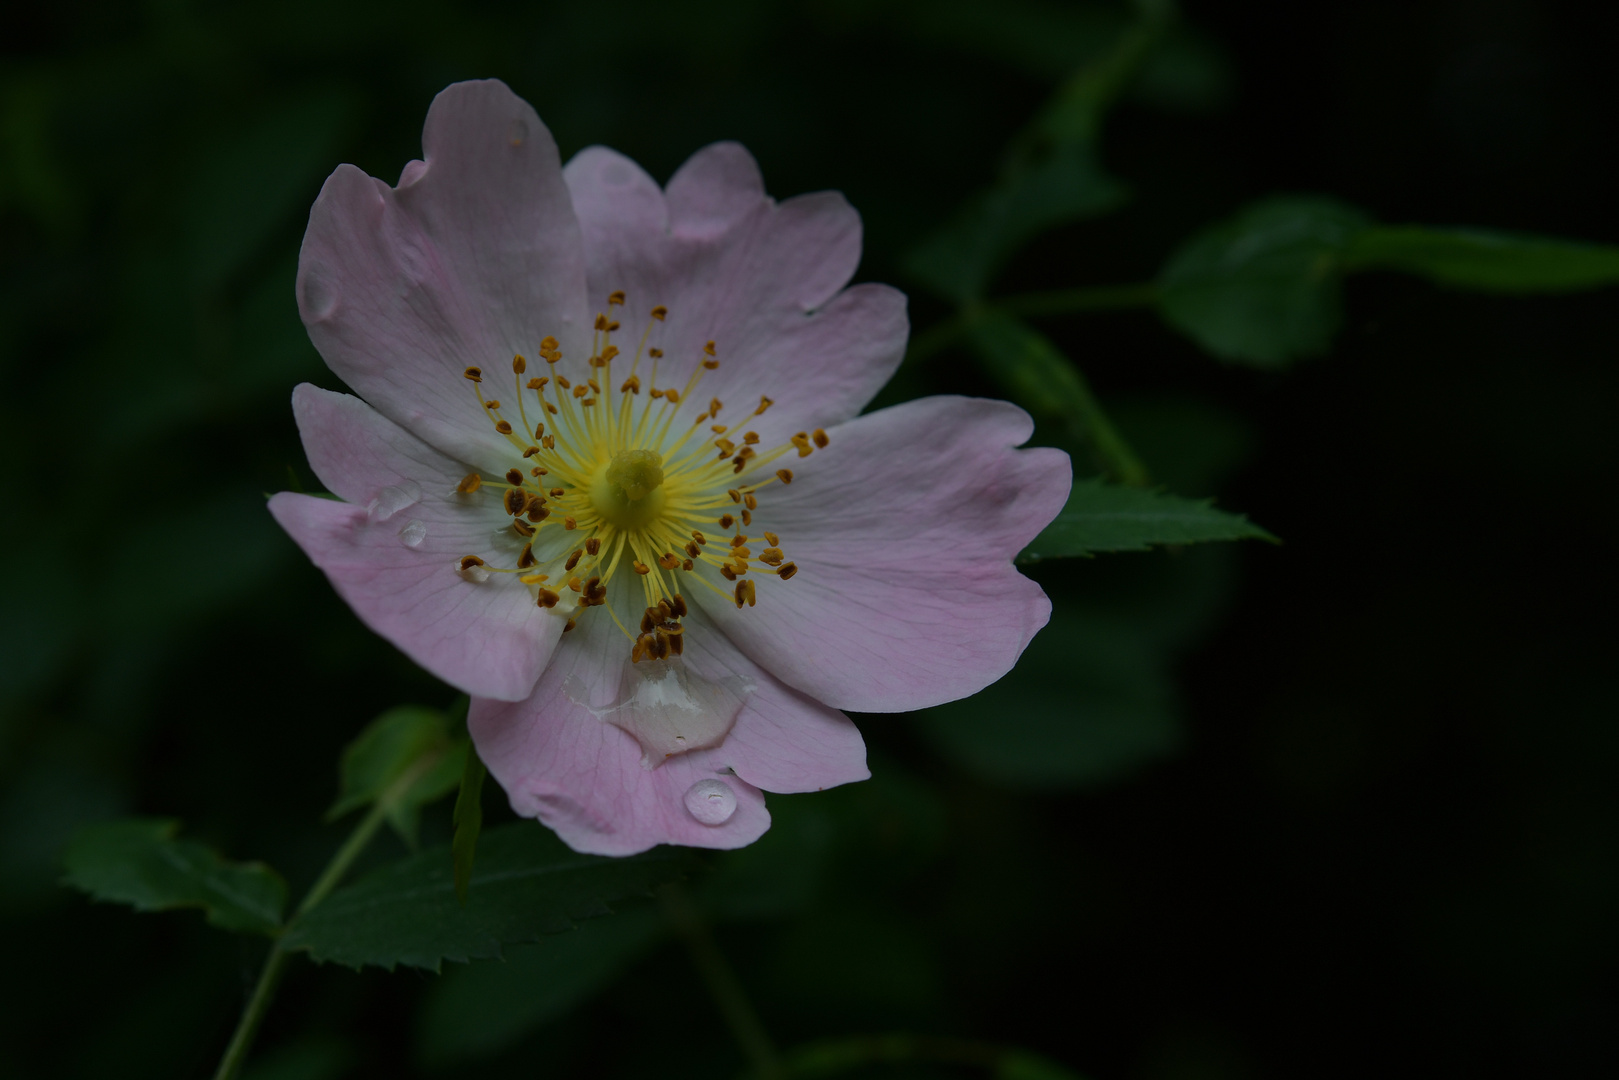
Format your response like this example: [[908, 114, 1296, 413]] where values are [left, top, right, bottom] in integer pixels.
[[660, 881, 786, 1080], [211, 753, 440, 1080]]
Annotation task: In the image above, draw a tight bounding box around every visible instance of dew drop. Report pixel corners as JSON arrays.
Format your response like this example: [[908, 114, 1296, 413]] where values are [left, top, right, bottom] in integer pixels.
[[683, 779, 736, 826], [398, 519, 427, 548], [368, 480, 422, 522]]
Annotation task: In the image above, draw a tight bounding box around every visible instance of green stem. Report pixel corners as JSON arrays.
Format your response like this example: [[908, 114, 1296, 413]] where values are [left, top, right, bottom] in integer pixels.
[[211, 750, 437, 1080], [1056, 356, 1152, 487], [660, 882, 785, 1080]]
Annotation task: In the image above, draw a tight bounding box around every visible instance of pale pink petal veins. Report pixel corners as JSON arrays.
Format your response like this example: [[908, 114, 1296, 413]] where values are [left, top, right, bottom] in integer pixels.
[[297, 79, 590, 472], [695, 396, 1072, 713], [269, 384, 560, 702], [560, 144, 908, 447]]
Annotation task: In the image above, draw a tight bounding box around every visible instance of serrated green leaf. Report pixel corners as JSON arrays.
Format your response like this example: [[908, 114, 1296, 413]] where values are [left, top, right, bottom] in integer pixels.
[[1158, 196, 1372, 367], [328, 705, 465, 846], [451, 744, 487, 906], [61, 818, 285, 935], [280, 824, 694, 971], [906, 142, 1128, 302], [417, 904, 666, 1065], [1345, 226, 1619, 292], [1020, 478, 1273, 561]]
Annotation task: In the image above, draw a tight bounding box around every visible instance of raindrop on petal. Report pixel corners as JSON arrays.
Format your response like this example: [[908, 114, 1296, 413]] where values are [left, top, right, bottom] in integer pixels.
[[368, 480, 421, 522], [398, 519, 427, 548], [299, 267, 338, 320], [684, 780, 736, 826]]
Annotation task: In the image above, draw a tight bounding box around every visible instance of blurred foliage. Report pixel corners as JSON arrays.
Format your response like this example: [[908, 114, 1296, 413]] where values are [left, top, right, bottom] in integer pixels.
[[6, 0, 1619, 1078]]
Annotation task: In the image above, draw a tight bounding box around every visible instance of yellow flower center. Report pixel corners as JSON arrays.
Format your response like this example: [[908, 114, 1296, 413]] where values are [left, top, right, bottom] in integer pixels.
[[451, 292, 829, 662]]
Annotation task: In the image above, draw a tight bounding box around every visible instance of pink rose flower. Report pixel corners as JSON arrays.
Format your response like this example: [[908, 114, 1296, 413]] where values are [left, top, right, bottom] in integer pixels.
[[270, 80, 1070, 855]]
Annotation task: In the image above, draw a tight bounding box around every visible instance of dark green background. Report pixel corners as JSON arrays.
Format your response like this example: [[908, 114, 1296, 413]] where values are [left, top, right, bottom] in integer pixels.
[[3, 1, 1615, 1077]]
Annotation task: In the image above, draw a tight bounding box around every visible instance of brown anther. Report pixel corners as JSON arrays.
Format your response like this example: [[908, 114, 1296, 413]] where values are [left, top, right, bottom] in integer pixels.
[[459, 555, 485, 571], [512, 519, 535, 537], [570, 384, 586, 399], [744, 494, 758, 510], [536, 588, 560, 608], [778, 562, 798, 580], [541, 336, 559, 351], [485, 399, 501, 410], [543, 433, 556, 447], [650, 388, 665, 399], [564, 516, 577, 530], [720, 565, 737, 581], [464, 367, 484, 382], [531, 467, 545, 477], [670, 595, 687, 617], [741, 509, 752, 526], [522, 446, 540, 458], [727, 489, 742, 503], [527, 377, 544, 390], [792, 433, 812, 458], [534, 422, 545, 439], [585, 537, 602, 556], [732, 459, 746, 474], [555, 375, 570, 389], [505, 468, 524, 486], [710, 397, 723, 415], [764, 531, 780, 546], [813, 428, 829, 447], [651, 305, 668, 321], [685, 541, 701, 558], [758, 395, 775, 413], [546, 403, 558, 414], [608, 290, 626, 306], [640, 609, 656, 634], [703, 359, 719, 370], [545, 353, 560, 365], [583, 577, 606, 605], [512, 354, 527, 374], [582, 397, 597, 407], [734, 579, 756, 608], [633, 560, 650, 575], [777, 468, 794, 484], [664, 388, 681, 404], [457, 473, 482, 494], [495, 420, 513, 435], [760, 548, 784, 566], [594, 314, 609, 331], [565, 550, 582, 571], [600, 345, 619, 362], [703, 340, 717, 356], [607, 321, 620, 332], [527, 503, 550, 523], [715, 439, 736, 455], [649, 347, 664, 358], [658, 552, 681, 570], [743, 431, 760, 445], [737, 446, 757, 461], [692, 531, 707, 545], [719, 514, 735, 529], [563, 618, 578, 632], [621, 375, 642, 393], [518, 543, 538, 568], [549, 487, 565, 497], [683, 558, 694, 571], [730, 534, 749, 548], [567, 576, 583, 593], [503, 488, 527, 515]]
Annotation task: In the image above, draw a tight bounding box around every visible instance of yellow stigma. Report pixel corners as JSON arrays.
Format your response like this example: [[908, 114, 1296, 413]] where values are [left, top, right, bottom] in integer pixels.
[[591, 449, 666, 529]]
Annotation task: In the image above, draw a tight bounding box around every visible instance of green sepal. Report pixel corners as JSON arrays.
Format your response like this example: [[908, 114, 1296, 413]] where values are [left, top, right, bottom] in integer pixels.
[[327, 704, 467, 847], [61, 818, 286, 936]]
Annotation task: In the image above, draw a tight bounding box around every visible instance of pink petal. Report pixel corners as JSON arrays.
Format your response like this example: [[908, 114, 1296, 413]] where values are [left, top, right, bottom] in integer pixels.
[[561, 144, 908, 448], [269, 384, 560, 701], [297, 79, 589, 472], [694, 395, 1072, 713], [468, 593, 868, 855]]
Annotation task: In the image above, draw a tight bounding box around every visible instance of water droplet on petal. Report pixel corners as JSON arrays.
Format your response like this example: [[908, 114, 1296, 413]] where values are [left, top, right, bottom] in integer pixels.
[[595, 658, 751, 770], [456, 561, 491, 583], [398, 519, 427, 548], [300, 268, 338, 320], [684, 779, 736, 826], [368, 480, 421, 522]]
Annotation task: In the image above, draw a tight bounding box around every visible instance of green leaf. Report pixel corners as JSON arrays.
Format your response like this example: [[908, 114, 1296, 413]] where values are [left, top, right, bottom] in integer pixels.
[[966, 312, 1149, 485], [1157, 196, 1372, 367], [416, 904, 666, 1065], [1345, 226, 1619, 292], [1020, 477, 1274, 561], [61, 818, 285, 935], [906, 143, 1128, 302], [328, 705, 466, 845], [280, 824, 694, 971], [917, 608, 1181, 791], [451, 744, 488, 906]]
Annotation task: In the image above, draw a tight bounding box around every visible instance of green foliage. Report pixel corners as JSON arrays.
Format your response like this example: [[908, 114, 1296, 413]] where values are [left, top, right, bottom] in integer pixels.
[[1157, 196, 1371, 367], [451, 744, 488, 907], [61, 819, 286, 935], [280, 824, 695, 971], [1021, 477, 1274, 560], [1345, 226, 1619, 292], [416, 904, 666, 1065], [328, 705, 467, 846]]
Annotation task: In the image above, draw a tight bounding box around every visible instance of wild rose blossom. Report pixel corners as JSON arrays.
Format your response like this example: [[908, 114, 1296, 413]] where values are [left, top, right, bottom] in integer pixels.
[[269, 80, 1070, 855]]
